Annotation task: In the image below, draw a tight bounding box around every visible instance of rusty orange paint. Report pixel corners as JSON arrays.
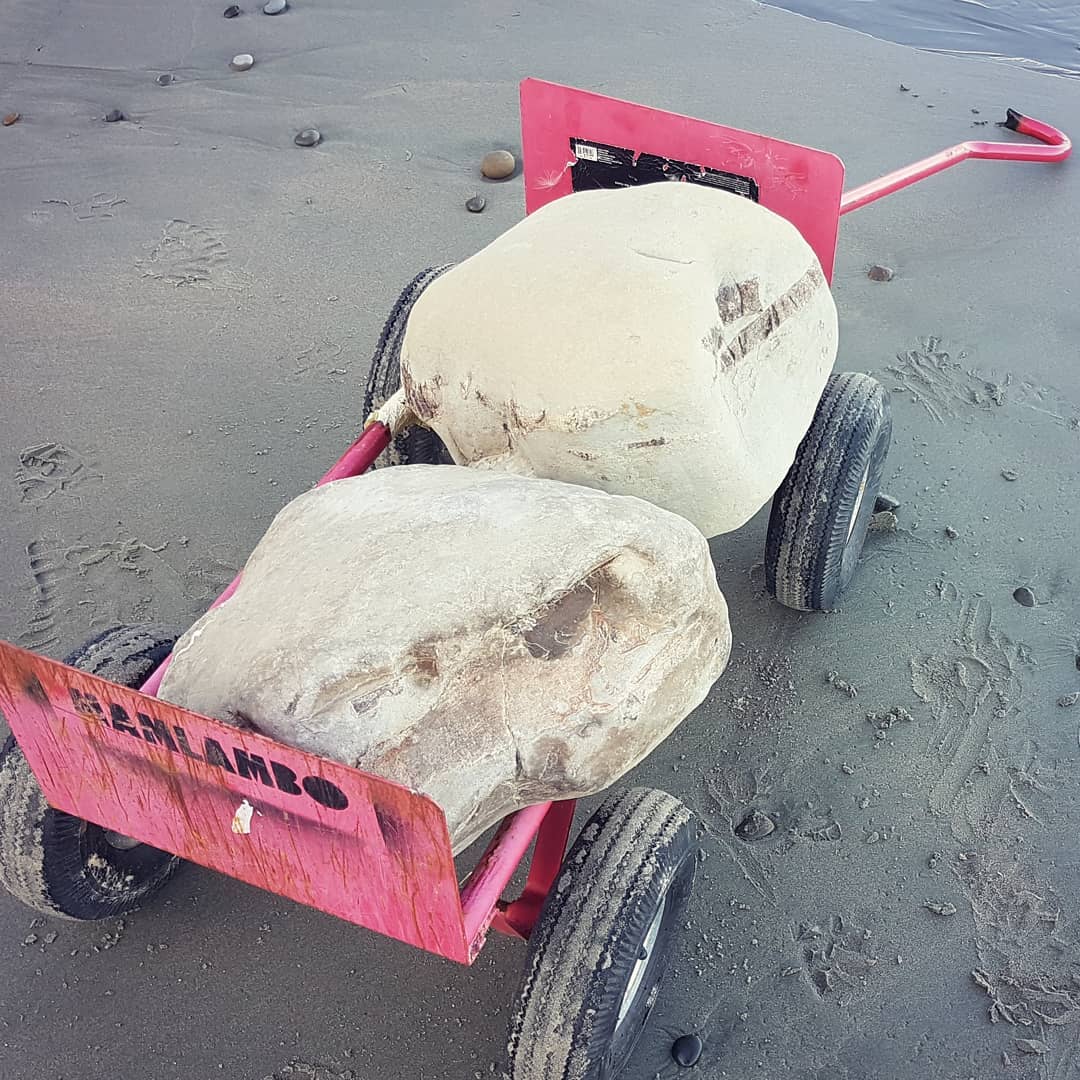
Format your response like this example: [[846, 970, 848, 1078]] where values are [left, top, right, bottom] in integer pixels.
[[0, 640, 474, 964]]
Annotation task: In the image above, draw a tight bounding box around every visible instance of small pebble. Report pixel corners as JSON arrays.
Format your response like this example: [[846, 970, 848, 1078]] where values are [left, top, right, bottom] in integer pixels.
[[868, 264, 894, 282], [868, 510, 898, 534], [944, 526, 958, 540], [1013, 586, 1037, 608], [104, 109, 124, 123], [223, 3, 241, 15], [230, 54, 255, 71], [465, 194, 486, 213], [263, 0, 287, 13], [480, 149, 516, 179], [734, 809, 775, 842], [1001, 468, 1019, 481], [874, 492, 901, 513], [826, 670, 858, 698], [1057, 692, 1079, 708], [2, 112, 19, 126], [155, 73, 174, 86], [867, 706, 913, 731], [294, 127, 321, 147], [1015, 1039, 1049, 1056], [671, 1034, 704, 1068]]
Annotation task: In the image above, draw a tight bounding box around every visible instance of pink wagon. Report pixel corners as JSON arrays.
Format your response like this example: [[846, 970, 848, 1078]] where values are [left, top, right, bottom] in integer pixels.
[[0, 82, 1069, 1080]]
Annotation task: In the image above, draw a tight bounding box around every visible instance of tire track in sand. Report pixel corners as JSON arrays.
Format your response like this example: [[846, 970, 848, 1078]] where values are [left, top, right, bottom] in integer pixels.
[[910, 596, 1022, 839]]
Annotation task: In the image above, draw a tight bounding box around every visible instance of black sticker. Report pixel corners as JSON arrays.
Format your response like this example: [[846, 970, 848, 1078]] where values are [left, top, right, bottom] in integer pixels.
[[569, 138, 759, 202]]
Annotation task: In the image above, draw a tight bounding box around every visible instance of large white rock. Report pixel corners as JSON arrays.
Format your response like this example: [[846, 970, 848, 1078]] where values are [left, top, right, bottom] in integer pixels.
[[400, 182, 838, 537], [159, 466, 731, 851]]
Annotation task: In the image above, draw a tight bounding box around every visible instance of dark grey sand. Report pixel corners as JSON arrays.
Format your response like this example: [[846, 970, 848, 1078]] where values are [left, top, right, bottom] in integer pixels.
[[2, 1, 1079, 1078]]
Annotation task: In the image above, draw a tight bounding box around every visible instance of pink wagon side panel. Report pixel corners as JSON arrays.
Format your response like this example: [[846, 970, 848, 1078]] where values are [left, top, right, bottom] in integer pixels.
[[519, 78, 846, 282], [0, 641, 472, 964]]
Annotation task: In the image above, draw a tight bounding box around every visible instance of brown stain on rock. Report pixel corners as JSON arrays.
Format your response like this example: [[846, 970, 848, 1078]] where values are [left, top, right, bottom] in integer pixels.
[[407, 642, 439, 683], [402, 367, 443, 421], [705, 264, 825, 371], [715, 278, 763, 323], [507, 399, 547, 433], [521, 579, 597, 660], [529, 735, 574, 785]]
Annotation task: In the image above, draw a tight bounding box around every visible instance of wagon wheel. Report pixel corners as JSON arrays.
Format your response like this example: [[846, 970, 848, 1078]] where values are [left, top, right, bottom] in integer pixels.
[[363, 266, 456, 468], [508, 787, 698, 1080], [0, 624, 183, 919], [764, 372, 891, 611]]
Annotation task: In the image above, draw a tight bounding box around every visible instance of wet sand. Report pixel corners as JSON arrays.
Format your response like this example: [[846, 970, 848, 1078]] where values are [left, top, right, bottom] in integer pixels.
[[1, 1, 1078, 1078], [761, 0, 1080, 80]]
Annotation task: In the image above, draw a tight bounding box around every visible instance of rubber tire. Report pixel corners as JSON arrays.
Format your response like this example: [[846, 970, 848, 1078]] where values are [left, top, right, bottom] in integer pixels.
[[507, 787, 698, 1080], [0, 624, 183, 919], [363, 269, 454, 468], [765, 372, 891, 612]]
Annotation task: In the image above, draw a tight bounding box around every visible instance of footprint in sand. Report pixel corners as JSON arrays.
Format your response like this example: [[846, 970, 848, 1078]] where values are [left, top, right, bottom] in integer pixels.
[[137, 220, 240, 289], [16, 535, 237, 655], [790, 913, 878, 1005], [14, 441, 101, 505], [910, 596, 1023, 837]]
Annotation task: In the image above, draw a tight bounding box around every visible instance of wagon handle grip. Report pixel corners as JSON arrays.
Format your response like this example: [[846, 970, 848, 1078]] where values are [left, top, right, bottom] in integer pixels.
[[839, 108, 1071, 216]]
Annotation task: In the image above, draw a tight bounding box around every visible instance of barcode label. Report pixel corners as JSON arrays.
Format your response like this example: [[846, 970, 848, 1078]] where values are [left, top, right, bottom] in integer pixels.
[[569, 136, 760, 203]]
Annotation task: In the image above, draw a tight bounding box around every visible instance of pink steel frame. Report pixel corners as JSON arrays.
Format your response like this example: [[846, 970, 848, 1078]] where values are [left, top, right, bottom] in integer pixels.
[[0, 421, 561, 965], [0, 81, 1069, 968], [142, 422, 577, 950]]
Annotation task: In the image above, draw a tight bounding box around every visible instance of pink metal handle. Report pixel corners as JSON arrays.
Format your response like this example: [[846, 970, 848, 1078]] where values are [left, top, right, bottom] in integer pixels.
[[840, 108, 1071, 216]]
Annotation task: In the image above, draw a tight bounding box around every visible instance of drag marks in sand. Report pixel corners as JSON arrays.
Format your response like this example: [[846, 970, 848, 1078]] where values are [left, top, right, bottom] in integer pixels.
[[41, 191, 126, 223]]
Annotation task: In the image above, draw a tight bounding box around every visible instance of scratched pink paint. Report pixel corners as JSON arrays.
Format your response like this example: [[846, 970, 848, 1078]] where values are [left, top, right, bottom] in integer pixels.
[[0, 640, 477, 963]]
